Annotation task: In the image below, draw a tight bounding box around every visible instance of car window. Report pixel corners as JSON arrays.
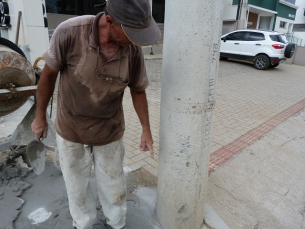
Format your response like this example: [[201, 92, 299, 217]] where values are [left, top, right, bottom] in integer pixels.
[[269, 34, 287, 43], [269, 35, 281, 42], [225, 32, 247, 41], [280, 35, 288, 43], [247, 32, 265, 41]]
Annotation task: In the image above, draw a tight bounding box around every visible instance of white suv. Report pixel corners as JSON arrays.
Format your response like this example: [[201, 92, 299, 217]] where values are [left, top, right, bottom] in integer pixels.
[[220, 29, 295, 70]]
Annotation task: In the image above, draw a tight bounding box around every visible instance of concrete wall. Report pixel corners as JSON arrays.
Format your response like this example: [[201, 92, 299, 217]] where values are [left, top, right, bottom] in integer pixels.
[[285, 45, 305, 65], [223, 0, 238, 21], [222, 0, 248, 32], [47, 13, 76, 31], [294, 0, 305, 24], [222, 21, 237, 35]]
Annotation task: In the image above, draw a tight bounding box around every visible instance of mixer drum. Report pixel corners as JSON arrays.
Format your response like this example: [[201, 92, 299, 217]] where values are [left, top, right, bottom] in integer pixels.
[[0, 47, 36, 116]]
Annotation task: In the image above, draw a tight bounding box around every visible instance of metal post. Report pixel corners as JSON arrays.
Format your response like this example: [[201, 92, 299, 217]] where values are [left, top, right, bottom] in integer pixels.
[[156, 1, 224, 229], [15, 11, 22, 45]]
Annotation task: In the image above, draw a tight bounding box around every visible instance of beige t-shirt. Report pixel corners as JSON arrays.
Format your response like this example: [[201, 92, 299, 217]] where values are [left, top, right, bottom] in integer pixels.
[[43, 12, 148, 145]]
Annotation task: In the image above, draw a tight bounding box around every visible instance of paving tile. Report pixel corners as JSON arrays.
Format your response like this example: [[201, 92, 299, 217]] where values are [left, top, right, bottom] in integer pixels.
[[123, 61, 305, 175], [144, 157, 159, 168], [129, 160, 148, 171], [123, 157, 135, 166], [131, 153, 147, 163], [144, 164, 158, 176]]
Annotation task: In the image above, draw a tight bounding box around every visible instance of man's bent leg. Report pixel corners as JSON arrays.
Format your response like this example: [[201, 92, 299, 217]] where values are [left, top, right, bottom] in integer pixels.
[[93, 137, 127, 229], [56, 134, 97, 229]]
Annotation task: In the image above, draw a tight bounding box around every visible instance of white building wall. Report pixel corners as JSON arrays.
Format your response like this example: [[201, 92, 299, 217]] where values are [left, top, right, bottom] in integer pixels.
[[222, 0, 248, 33], [223, 0, 238, 20], [1, 0, 49, 65], [294, 0, 305, 23], [275, 16, 295, 33]]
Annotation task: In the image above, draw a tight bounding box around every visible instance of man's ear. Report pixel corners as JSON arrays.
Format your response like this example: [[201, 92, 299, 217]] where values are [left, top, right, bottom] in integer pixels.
[[105, 15, 115, 26]]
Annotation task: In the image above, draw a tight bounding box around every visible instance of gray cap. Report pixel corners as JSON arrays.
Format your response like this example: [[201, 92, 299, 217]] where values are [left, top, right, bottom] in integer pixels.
[[106, 0, 161, 46]]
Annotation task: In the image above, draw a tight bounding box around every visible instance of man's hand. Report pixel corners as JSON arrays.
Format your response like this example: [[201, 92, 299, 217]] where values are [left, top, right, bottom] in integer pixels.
[[31, 117, 48, 141], [130, 88, 154, 159], [140, 129, 154, 159], [31, 64, 58, 141]]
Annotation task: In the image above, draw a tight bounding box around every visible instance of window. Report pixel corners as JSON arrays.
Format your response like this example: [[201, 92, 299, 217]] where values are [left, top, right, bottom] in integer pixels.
[[269, 34, 288, 44], [283, 0, 296, 4], [269, 35, 281, 42], [247, 32, 265, 41], [280, 21, 287, 28], [225, 32, 247, 41]]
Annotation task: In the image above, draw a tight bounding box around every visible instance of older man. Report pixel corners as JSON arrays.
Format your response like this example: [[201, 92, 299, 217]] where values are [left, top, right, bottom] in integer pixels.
[[31, 0, 161, 228]]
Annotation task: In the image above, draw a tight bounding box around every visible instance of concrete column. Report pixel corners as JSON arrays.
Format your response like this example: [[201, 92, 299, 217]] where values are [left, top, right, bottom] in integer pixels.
[[156, 1, 224, 229]]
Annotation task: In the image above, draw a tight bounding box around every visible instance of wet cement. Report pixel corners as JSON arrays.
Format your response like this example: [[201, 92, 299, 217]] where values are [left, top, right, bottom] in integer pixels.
[[0, 150, 32, 229], [0, 152, 163, 229], [0, 101, 164, 229]]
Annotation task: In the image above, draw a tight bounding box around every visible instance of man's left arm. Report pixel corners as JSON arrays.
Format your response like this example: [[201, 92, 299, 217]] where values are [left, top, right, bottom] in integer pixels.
[[130, 88, 154, 159]]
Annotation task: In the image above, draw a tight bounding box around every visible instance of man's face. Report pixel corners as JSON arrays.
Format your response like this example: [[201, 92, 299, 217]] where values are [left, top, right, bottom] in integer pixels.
[[110, 23, 132, 46]]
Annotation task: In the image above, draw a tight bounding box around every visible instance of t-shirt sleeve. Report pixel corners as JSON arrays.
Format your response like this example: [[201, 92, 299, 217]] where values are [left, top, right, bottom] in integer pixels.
[[128, 46, 149, 92], [42, 21, 71, 72]]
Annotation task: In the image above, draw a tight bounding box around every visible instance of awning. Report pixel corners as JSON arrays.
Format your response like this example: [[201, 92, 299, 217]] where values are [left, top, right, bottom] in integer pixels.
[[248, 4, 278, 15]]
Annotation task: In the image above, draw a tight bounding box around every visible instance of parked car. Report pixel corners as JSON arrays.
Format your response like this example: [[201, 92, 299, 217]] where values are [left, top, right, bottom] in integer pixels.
[[220, 29, 295, 70]]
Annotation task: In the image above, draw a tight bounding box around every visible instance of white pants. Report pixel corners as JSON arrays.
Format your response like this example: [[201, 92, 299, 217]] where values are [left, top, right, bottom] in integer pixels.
[[56, 134, 127, 229]]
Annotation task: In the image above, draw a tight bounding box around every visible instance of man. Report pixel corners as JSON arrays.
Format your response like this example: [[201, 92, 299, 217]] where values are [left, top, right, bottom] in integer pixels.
[[31, 0, 161, 228]]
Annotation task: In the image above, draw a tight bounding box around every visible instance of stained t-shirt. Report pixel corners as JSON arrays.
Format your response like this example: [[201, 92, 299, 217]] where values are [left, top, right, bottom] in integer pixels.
[[42, 12, 148, 145]]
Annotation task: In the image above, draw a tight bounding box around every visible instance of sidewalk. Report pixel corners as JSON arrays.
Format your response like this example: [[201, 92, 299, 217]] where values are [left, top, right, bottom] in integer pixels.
[[123, 59, 305, 176], [1, 60, 305, 228]]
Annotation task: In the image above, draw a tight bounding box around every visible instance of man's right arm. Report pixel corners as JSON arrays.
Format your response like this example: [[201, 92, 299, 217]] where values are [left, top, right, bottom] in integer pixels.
[[31, 64, 59, 140]]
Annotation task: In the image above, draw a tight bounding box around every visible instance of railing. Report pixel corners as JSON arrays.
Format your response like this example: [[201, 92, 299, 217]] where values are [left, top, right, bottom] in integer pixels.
[[285, 33, 305, 47]]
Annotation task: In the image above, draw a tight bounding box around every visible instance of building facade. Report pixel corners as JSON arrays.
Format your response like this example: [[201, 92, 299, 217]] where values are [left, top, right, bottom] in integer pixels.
[[222, 0, 298, 34], [294, 0, 305, 24], [290, 0, 305, 43]]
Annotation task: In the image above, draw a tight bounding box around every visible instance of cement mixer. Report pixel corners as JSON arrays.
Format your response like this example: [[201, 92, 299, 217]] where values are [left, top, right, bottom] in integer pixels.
[[0, 37, 56, 155], [0, 37, 37, 116]]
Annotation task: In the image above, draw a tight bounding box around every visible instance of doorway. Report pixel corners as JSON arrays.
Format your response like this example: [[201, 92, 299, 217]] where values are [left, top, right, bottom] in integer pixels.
[[247, 12, 258, 29], [259, 16, 272, 30]]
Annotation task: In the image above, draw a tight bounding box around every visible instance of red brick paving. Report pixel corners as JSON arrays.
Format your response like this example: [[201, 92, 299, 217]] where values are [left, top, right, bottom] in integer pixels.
[[209, 98, 305, 172]]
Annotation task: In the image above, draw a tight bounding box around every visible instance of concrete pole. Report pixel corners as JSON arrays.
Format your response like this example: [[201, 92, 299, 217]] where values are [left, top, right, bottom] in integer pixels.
[[156, 1, 224, 229]]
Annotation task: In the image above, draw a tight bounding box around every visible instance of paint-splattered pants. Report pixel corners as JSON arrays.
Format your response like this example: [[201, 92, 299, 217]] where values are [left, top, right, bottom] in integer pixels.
[[56, 134, 127, 229]]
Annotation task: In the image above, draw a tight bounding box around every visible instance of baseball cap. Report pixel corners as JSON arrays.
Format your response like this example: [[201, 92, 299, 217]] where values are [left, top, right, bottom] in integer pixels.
[[106, 0, 161, 46]]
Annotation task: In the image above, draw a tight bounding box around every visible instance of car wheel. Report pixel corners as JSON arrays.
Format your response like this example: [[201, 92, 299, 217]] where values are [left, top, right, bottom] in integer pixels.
[[254, 54, 270, 70], [284, 43, 295, 58], [270, 63, 279, 68], [220, 57, 228, 60]]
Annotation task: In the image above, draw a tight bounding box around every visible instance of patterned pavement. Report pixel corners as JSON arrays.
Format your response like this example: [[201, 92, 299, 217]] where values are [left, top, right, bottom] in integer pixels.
[[123, 59, 305, 176]]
